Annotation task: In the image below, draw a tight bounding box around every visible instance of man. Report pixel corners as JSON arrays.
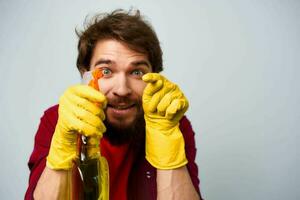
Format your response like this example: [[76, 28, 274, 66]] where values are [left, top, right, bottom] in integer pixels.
[[25, 9, 203, 200]]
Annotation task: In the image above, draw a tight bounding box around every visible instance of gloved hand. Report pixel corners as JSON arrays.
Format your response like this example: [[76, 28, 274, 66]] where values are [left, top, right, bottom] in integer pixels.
[[47, 85, 107, 170], [142, 73, 189, 169]]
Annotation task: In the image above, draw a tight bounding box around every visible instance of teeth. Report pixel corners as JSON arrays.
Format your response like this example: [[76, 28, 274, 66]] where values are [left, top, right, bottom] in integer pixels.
[[116, 106, 126, 109], [114, 105, 132, 109]]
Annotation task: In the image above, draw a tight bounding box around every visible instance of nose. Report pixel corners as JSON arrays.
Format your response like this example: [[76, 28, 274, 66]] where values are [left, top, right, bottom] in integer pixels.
[[112, 74, 132, 97]]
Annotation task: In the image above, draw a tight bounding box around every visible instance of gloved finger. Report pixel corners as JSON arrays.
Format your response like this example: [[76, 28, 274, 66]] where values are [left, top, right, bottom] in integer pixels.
[[87, 136, 100, 146], [165, 98, 188, 120], [60, 108, 106, 137], [149, 80, 176, 114], [59, 97, 106, 136], [157, 91, 180, 116], [61, 93, 104, 125], [86, 136, 102, 157], [147, 85, 173, 113], [71, 105, 104, 129], [96, 108, 105, 122], [143, 79, 163, 97], [142, 73, 164, 96], [69, 85, 107, 108], [65, 90, 105, 120], [142, 73, 163, 83]]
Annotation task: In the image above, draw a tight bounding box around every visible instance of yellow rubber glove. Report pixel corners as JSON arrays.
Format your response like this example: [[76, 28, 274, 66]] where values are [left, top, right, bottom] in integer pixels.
[[46, 85, 107, 170], [142, 73, 189, 169]]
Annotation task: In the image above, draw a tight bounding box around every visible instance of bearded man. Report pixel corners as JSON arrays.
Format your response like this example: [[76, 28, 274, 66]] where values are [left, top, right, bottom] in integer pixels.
[[25, 9, 203, 200]]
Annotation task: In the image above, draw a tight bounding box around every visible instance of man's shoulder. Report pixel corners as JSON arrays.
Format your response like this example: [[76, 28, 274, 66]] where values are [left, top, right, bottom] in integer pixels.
[[179, 115, 194, 135], [39, 104, 59, 127], [180, 115, 191, 125], [179, 115, 196, 144], [44, 104, 59, 115], [32, 105, 59, 149]]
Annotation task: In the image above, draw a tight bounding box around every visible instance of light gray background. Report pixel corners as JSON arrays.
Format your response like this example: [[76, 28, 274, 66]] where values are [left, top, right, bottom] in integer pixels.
[[0, 0, 299, 199]]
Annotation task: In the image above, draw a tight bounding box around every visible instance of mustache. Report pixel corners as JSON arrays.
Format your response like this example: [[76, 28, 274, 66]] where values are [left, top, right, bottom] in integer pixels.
[[106, 96, 142, 107]]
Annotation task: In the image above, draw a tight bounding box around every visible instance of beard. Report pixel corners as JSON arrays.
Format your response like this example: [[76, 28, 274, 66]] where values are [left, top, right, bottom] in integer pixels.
[[103, 96, 145, 146]]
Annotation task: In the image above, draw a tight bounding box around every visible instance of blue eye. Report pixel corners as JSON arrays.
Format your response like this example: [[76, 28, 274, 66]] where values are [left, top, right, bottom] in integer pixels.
[[102, 68, 112, 76], [132, 70, 144, 76]]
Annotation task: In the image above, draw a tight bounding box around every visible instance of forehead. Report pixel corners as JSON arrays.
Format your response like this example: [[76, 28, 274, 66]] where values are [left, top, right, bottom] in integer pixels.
[[90, 39, 148, 63]]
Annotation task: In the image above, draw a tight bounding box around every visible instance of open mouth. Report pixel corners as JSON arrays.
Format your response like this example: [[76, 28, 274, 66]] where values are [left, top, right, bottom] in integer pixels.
[[107, 103, 136, 110], [107, 103, 137, 117]]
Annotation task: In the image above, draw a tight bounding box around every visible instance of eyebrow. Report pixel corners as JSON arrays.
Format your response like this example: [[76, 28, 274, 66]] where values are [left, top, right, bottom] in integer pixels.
[[93, 58, 152, 69], [93, 59, 113, 67], [131, 60, 151, 69]]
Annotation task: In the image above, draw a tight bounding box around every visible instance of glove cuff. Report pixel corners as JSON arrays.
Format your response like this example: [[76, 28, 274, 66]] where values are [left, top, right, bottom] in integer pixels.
[[145, 124, 188, 169], [99, 156, 110, 200], [46, 129, 76, 170]]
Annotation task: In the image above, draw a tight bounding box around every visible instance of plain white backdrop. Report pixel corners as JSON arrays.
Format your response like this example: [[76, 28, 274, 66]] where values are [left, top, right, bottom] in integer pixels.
[[0, 0, 299, 199]]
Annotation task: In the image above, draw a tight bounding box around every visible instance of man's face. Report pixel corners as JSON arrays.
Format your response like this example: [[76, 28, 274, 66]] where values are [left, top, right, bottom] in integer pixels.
[[89, 39, 152, 136]]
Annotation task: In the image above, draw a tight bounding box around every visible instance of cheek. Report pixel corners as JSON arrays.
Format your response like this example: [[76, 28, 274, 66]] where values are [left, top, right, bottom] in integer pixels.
[[97, 79, 112, 95], [132, 79, 147, 97], [97, 78, 147, 97]]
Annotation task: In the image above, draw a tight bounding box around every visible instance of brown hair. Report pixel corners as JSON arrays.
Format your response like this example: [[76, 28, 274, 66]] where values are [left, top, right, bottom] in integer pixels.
[[76, 9, 163, 74]]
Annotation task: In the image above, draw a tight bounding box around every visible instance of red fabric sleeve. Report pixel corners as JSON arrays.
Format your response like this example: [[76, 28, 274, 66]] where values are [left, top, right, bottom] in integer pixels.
[[179, 116, 203, 199], [25, 105, 58, 200], [24, 106, 203, 199]]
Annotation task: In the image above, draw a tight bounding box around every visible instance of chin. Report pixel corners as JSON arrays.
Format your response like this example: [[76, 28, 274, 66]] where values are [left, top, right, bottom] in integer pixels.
[[107, 115, 136, 130], [103, 112, 145, 145]]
